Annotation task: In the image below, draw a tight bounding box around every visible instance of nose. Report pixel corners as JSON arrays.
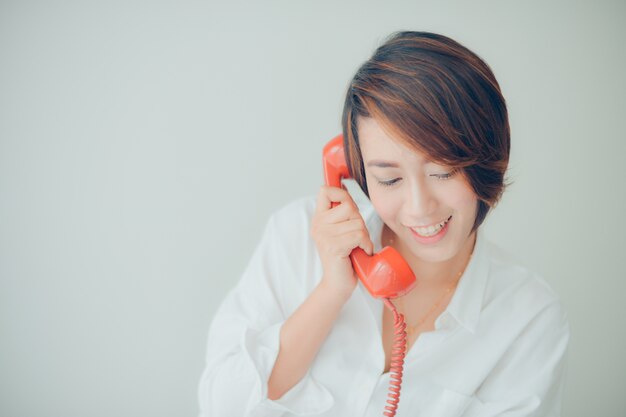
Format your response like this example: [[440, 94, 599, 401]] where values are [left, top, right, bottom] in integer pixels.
[[403, 177, 436, 222]]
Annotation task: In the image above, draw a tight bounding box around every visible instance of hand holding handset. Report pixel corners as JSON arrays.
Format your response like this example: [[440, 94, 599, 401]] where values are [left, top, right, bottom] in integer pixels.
[[322, 133, 415, 417]]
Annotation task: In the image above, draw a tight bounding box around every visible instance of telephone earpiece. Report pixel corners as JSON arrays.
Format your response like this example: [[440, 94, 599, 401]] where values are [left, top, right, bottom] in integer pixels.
[[322, 134, 416, 299]]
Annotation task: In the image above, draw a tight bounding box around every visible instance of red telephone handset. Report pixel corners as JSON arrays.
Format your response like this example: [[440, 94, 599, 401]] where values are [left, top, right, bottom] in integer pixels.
[[322, 134, 416, 298], [322, 133, 415, 417]]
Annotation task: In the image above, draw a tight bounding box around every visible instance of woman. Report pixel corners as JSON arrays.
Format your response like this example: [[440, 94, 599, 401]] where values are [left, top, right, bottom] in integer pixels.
[[198, 31, 570, 417]]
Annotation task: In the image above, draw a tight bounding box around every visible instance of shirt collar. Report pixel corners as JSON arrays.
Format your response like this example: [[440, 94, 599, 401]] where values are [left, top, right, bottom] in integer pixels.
[[358, 200, 490, 334], [445, 225, 490, 333]]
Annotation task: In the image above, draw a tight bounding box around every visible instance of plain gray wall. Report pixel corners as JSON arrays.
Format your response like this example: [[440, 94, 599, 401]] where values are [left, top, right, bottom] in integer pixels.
[[1, 0, 624, 416]]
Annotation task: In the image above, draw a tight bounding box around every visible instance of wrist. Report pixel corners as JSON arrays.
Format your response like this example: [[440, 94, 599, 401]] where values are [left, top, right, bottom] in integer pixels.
[[319, 278, 355, 302]]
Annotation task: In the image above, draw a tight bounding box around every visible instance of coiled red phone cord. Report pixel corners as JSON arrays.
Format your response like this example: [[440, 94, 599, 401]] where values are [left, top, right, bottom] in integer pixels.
[[381, 298, 408, 417]]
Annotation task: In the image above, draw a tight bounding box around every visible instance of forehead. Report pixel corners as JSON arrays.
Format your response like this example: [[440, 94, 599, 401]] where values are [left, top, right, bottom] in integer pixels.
[[357, 117, 431, 164]]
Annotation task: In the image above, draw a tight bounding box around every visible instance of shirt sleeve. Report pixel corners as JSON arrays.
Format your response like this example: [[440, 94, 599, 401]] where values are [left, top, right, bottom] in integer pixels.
[[197, 212, 335, 417], [463, 299, 571, 417]]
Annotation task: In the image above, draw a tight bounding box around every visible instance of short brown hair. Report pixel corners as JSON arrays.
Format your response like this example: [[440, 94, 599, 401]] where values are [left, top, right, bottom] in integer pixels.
[[341, 31, 512, 233]]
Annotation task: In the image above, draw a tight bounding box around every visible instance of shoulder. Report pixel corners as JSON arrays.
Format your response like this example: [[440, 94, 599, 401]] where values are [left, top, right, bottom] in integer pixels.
[[263, 194, 320, 265], [269, 194, 317, 230], [263, 195, 317, 252], [483, 239, 568, 326], [261, 195, 324, 306]]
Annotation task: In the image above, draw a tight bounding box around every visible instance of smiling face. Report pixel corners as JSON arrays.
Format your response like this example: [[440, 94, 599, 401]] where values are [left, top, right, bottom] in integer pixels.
[[357, 116, 478, 265]]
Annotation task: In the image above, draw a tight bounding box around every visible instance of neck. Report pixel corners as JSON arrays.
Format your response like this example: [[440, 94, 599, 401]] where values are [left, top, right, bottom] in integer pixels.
[[382, 223, 477, 292]]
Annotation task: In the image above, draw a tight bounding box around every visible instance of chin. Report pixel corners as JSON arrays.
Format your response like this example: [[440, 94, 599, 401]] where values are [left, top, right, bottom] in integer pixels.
[[411, 247, 457, 263]]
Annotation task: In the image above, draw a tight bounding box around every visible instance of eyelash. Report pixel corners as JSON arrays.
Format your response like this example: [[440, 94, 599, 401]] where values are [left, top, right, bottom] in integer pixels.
[[377, 172, 455, 187]]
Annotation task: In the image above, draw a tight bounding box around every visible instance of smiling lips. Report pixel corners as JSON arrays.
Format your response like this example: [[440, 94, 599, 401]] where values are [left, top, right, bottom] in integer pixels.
[[410, 215, 452, 237]]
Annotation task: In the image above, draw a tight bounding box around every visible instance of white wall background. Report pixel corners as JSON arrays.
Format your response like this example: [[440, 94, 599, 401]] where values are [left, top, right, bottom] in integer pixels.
[[1, 1, 624, 416]]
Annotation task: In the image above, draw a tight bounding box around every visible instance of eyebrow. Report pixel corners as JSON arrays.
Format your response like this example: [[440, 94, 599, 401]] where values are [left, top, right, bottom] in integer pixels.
[[366, 160, 400, 168], [366, 158, 433, 168]]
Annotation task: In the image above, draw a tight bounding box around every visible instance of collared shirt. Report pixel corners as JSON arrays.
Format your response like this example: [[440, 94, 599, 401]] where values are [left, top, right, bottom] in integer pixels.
[[198, 195, 570, 417]]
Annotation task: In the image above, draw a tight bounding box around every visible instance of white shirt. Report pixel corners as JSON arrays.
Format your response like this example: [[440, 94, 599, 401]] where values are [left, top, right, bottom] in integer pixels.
[[198, 195, 570, 417]]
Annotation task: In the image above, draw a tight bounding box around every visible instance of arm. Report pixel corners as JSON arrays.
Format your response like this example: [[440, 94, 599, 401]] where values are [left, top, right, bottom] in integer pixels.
[[268, 279, 351, 400], [197, 211, 337, 417], [199, 188, 371, 416], [266, 185, 375, 399]]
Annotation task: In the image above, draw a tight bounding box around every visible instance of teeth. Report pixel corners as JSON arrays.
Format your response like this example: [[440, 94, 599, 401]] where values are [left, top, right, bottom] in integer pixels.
[[412, 216, 450, 237]]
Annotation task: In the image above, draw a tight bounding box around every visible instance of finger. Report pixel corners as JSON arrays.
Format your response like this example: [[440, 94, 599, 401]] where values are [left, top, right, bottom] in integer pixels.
[[359, 236, 375, 256], [315, 185, 354, 215], [321, 218, 374, 254], [330, 228, 374, 258], [321, 217, 366, 236], [311, 207, 361, 244], [344, 222, 374, 256], [323, 201, 362, 224]]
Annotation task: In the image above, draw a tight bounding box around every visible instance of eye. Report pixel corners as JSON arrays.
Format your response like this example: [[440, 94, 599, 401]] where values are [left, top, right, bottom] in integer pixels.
[[377, 178, 400, 187], [431, 173, 452, 180], [431, 169, 457, 180]]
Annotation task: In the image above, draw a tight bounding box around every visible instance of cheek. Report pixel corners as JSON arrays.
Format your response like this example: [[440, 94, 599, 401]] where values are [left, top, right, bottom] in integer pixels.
[[369, 189, 401, 221], [366, 181, 388, 208], [446, 185, 478, 216]]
